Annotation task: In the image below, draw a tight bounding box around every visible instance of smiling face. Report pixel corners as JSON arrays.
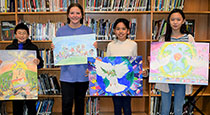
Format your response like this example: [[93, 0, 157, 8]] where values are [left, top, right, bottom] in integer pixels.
[[15, 29, 29, 43], [68, 6, 82, 26], [114, 22, 129, 41], [169, 12, 185, 32]]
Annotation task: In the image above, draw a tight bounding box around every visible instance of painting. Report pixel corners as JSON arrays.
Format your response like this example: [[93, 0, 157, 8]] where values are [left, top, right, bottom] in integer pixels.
[[52, 34, 96, 66], [0, 50, 37, 100], [149, 42, 209, 85], [88, 56, 143, 96]]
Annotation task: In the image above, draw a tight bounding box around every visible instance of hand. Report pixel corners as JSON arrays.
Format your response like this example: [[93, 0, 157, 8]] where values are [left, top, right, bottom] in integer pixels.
[[209, 53, 210, 61], [93, 41, 97, 49], [147, 56, 150, 62], [85, 69, 89, 77], [33, 58, 40, 65], [51, 43, 55, 50]]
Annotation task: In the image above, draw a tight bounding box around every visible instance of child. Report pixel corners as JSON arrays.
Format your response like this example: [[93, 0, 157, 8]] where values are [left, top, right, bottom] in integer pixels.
[[106, 18, 137, 115], [5, 23, 43, 115], [52, 3, 93, 115], [156, 9, 194, 115]]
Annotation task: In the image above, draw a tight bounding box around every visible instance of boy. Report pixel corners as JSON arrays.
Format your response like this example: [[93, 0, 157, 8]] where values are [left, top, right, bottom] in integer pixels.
[[5, 23, 43, 115]]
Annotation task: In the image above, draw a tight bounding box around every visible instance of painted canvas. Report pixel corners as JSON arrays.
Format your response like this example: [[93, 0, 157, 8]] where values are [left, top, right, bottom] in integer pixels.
[[149, 42, 209, 85], [0, 50, 37, 100], [88, 56, 143, 96], [52, 34, 96, 66]]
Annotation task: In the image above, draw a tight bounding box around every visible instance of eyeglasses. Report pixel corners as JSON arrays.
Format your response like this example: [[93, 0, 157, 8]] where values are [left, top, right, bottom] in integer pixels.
[[17, 32, 28, 35]]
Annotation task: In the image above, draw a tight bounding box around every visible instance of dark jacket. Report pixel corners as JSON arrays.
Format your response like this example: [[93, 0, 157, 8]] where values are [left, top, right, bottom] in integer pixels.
[[6, 39, 44, 68]]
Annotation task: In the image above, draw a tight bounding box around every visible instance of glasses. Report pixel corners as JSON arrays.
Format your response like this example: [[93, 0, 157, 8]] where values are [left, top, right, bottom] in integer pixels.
[[17, 32, 28, 35]]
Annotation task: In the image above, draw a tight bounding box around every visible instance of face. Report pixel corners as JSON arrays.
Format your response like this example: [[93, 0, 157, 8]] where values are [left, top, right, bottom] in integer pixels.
[[68, 6, 82, 25], [169, 12, 185, 31], [15, 29, 29, 43], [114, 22, 129, 41]]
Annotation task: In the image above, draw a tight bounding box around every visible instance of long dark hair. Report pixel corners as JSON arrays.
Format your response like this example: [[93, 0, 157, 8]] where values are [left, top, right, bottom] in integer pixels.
[[67, 3, 84, 24], [165, 9, 189, 41]]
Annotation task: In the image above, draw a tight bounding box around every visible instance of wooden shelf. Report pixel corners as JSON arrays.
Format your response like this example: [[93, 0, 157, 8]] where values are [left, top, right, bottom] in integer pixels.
[[85, 11, 151, 14], [39, 68, 61, 71], [17, 11, 67, 14], [152, 11, 210, 14], [39, 94, 62, 98], [0, 12, 16, 15]]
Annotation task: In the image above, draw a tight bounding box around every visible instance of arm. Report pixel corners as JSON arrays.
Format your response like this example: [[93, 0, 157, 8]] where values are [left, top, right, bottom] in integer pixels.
[[133, 42, 138, 56], [106, 43, 111, 56]]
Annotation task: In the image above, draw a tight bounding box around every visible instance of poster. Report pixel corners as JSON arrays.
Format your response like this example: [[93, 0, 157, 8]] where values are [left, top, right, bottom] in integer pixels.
[[149, 42, 209, 85], [88, 56, 143, 96], [0, 50, 37, 100], [52, 34, 96, 66]]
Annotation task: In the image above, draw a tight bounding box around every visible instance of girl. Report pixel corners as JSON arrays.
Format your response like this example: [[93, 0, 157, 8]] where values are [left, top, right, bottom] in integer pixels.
[[106, 18, 138, 115], [54, 3, 93, 115], [156, 9, 194, 115]]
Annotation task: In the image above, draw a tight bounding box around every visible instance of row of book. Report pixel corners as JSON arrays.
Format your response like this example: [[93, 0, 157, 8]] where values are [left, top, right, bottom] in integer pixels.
[[36, 99, 54, 115], [86, 97, 99, 115], [39, 49, 55, 68], [152, 19, 195, 40], [86, 17, 137, 40], [85, 0, 151, 11], [153, 0, 185, 11], [1, 19, 134, 41], [28, 21, 64, 41], [17, 0, 78, 12], [0, 0, 15, 12], [38, 73, 61, 95], [150, 97, 161, 115]]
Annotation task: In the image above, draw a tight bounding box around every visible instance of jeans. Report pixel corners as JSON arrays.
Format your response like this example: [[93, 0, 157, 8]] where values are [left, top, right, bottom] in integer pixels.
[[161, 84, 185, 115], [61, 81, 89, 115], [112, 96, 131, 115]]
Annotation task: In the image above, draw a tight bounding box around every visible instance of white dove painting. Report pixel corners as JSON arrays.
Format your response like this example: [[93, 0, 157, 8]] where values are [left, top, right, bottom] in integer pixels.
[[88, 56, 143, 96], [0, 50, 37, 100], [149, 42, 209, 85]]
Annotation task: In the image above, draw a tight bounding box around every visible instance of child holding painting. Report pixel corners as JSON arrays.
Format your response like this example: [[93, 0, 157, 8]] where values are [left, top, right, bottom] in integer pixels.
[[0, 23, 43, 115], [155, 9, 194, 115], [106, 18, 138, 115]]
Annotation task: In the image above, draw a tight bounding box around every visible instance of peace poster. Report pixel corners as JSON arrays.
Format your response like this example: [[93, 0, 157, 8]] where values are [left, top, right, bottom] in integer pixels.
[[52, 34, 96, 66], [88, 56, 143, 96], [0, 50, 37, 100], [149, 42, 209, 85]]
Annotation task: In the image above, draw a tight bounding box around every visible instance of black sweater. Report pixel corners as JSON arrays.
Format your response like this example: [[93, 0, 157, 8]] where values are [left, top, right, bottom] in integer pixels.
[[6, 39, 44, 68]]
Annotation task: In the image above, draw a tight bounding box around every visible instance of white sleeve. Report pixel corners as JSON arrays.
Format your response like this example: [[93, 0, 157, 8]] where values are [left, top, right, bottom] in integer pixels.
[[133, 42, 138, 56], [106, 43, 111, 56], [188, 34, 195, 42]]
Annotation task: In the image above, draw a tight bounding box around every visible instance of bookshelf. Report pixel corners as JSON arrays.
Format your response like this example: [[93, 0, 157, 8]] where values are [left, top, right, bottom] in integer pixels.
[[0, 0, 210, 114]]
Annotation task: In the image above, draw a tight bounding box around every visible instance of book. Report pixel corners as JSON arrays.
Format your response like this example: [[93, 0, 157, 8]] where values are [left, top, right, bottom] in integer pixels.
[[186, 20, 195, 37], [1, 21, 16, 41]]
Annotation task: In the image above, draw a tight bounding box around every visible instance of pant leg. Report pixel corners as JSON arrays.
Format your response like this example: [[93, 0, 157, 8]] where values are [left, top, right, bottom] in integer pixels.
[[112, 96, 123, 115], [174, 84, 185, 115], [74, 82, 89, 115], [122, 96, 131, 115], [61, 81, 75, 115], [25, 100, 36, 115], [161, 84, 173, 115], [13, 100, 24, 115]]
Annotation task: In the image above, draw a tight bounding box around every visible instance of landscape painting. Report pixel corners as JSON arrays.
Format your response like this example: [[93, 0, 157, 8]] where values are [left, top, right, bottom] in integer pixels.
[[88, 56, 143, 96], [149, 42, 209, 85], [0, 50, 37, 100], [52, 34, 96, 66]]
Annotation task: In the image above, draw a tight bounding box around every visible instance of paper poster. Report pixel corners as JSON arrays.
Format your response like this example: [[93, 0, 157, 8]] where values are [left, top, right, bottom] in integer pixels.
[[0, 50, 37, 100], [149, 42, 209, 85], [88, 56, 143, 96], [52, 34, 96, 66]]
